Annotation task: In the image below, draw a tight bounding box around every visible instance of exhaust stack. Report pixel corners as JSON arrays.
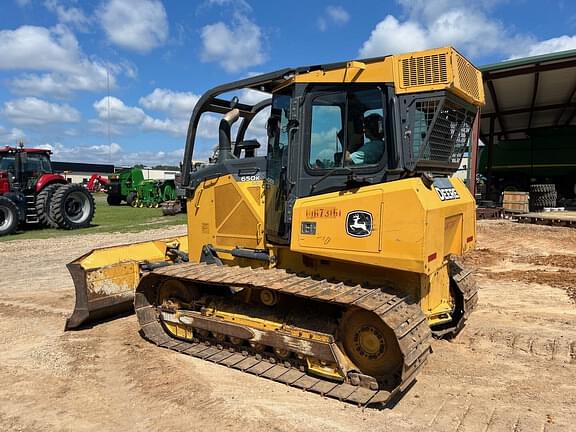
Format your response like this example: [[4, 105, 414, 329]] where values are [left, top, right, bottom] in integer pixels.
[[218, 108, 240, 162]]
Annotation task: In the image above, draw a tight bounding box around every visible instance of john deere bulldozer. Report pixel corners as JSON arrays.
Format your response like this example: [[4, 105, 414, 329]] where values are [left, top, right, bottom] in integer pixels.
[[65, 47, 483, 406]]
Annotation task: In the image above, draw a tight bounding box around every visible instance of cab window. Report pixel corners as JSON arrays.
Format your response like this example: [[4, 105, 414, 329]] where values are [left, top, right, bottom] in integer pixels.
[[0, 155, 15, 172], [307, 87, 386, 170], [309, 93, 344, 169]]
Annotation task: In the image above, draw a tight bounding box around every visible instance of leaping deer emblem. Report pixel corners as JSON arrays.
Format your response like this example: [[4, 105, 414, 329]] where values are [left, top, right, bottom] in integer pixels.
[[350, 214, 369, 234], [347, 212, 372, 237]]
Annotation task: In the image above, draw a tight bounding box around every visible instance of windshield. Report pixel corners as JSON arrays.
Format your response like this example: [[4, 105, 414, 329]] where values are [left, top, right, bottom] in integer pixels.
[[0, 155, 16, 172], [23, 153, 52, 174]]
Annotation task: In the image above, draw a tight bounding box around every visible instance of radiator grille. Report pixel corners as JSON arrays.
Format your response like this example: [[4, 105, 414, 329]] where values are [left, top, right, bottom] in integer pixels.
[[411, 97, 474, 168], [401, 53, 448, 87], [455, 53, 481, 101]]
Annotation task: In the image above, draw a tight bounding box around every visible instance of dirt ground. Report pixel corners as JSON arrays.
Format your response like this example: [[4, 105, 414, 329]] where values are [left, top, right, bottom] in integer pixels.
[[0, 221, 575, 432]]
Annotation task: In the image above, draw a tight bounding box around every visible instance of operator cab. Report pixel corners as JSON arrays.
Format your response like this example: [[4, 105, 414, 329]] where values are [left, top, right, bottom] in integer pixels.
[[0, 148, 53, 187]]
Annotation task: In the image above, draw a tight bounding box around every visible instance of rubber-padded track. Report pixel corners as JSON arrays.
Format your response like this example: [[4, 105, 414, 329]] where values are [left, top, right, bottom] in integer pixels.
[[432, 260, 478, 338], [134, 262, 433, 406]]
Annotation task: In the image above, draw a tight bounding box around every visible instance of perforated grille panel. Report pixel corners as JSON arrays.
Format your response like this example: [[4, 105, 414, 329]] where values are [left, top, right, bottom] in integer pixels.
[[455, 53, 481, 101], [429, 99, 473, 163], [409, 96, 474, 171], [401, 53, 448, 87], [396, 48, 484, 107]]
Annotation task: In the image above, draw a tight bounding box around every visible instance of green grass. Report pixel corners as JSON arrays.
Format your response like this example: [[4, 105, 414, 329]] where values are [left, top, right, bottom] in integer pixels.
[[1, 193, 187, 241]]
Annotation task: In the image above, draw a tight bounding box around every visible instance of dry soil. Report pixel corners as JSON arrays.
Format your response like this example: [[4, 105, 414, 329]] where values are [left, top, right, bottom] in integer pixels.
[[0, 221, 575, 431]]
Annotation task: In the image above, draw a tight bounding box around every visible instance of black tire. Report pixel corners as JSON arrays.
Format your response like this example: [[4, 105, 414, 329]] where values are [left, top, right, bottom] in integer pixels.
[[50, 184, 95, 230], [0, 196, 19, 236], [530, 183, 555, 193], [107, 194, 122, 206], [126, 191, 137, 207], [35, 183, 63, 228]]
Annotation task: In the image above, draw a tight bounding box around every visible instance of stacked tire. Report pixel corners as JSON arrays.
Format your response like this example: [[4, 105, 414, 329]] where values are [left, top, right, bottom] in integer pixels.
[[37, 183, 95, 230], [529, 184, 557, 211]]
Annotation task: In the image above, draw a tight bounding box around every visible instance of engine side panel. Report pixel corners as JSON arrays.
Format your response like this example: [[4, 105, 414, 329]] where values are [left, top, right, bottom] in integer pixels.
[[290, 176, 475, 275], [186, 175, 265, 263]]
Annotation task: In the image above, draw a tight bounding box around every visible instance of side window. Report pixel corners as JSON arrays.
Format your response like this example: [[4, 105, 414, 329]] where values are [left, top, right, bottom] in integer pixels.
[[266, 93, 291, 182], [344, 88, 386, 167], [307, 87, 386, 171], [0, 156, 15, 172], [309, 93, 345, 169]]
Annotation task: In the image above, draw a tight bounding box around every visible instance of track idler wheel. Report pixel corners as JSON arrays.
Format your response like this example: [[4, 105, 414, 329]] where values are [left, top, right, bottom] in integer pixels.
[[259, 289, 278, 306], [158, 279, 198, 306], [339, 309, 402, 381]]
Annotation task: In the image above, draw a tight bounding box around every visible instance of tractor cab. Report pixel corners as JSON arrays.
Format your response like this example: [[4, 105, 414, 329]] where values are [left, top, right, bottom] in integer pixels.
[[0, 146, 55, 192]]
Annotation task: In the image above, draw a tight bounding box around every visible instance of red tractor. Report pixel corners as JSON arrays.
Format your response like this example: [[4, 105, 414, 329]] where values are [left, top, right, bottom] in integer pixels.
[[0, 144, 95, 236]]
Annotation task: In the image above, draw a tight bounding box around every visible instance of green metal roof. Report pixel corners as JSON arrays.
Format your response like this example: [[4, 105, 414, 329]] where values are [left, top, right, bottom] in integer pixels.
[[480, 49, 576, 72], [480, 49, 576, 140]]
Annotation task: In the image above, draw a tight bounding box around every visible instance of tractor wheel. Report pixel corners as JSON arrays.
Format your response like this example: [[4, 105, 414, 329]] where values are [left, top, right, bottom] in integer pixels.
[[107, 194, 122, 206], [50, 184, 95, 230], [0, 196, 19, 236], [126, 191, 137, 207], [35, 183, 63, 228]]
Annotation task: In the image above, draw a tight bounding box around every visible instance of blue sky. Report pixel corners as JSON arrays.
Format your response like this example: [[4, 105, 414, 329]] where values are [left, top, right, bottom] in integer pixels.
[[1, 0, 575, 166]]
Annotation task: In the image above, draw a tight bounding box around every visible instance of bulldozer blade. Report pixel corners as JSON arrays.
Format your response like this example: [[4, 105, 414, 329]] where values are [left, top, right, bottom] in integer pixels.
[[65, 236, 188, 330]]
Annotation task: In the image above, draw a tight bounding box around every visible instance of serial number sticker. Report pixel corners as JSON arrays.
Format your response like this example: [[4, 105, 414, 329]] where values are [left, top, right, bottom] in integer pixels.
[[305, 207, 342, 219], [434, 186, 460, 201]]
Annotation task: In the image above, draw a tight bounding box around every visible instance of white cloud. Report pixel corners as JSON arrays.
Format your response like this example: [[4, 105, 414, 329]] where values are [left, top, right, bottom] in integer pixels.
[[0, 125, 25, 143], [97, 0, 169, 53], [1, 25, 86, 73], [91, 92, 258, 143], [15, 0, 31, 6], [94, 96, 147, 125], [44, 0, 90, 30], [92, 95, 192, 137], [0, 25, 123, 97], [510, 35, 576, 59], [10, 71, 109, 98], [88, 143, 122, 155], [200, 14, 265, 72], [142, 117, 187, 136], [318, 6, 350, 31], [358, 2, 531, 60], [2, 97, 81, 125], [359, 15, 427, 56], [139, 89, 200, 117], [206, 0, 250, 8]]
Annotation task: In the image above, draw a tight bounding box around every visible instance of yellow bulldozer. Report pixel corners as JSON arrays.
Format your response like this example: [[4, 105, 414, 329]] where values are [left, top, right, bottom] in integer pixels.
[[65, 47, 483, 406]]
